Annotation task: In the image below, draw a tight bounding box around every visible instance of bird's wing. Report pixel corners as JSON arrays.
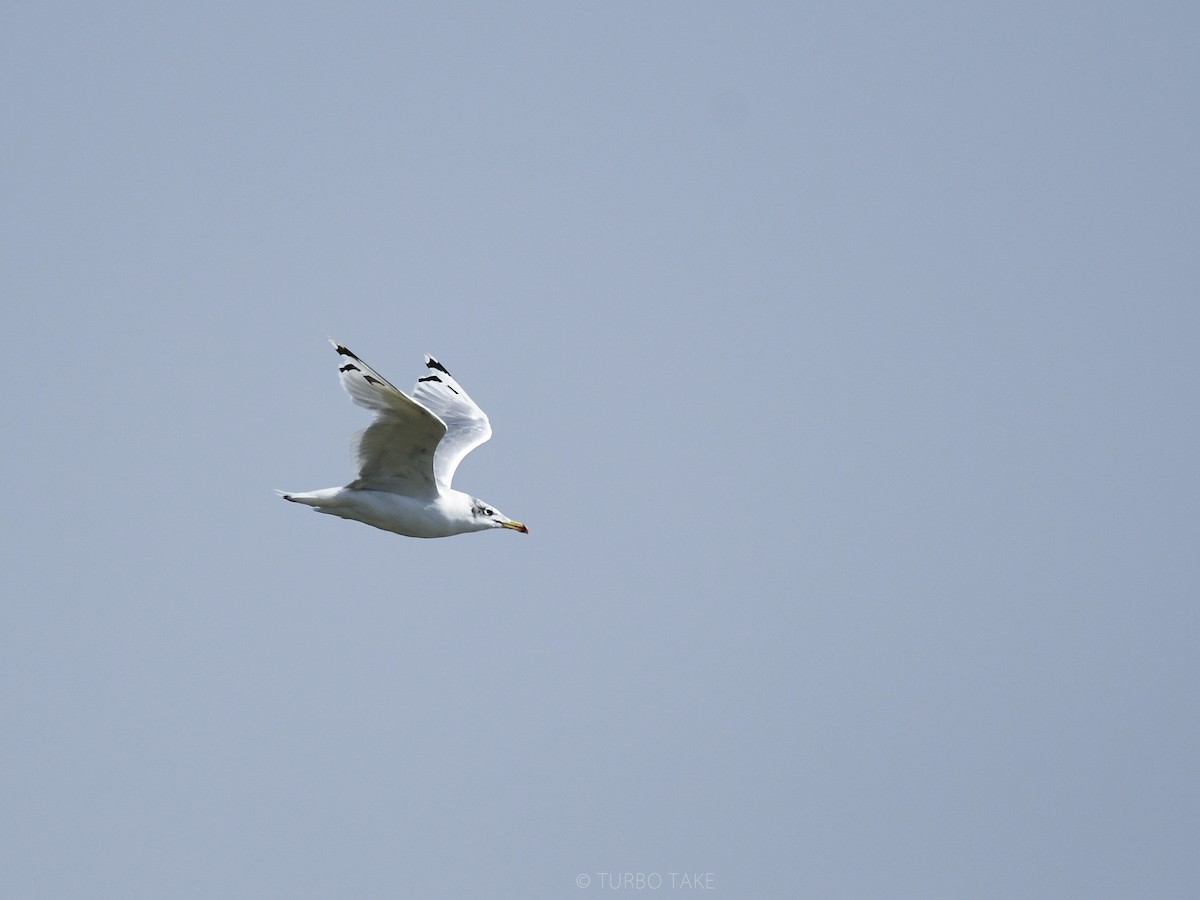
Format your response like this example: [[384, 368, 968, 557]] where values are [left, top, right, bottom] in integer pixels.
[[329, 341, 447, 498], [411, 355, 493, 491]]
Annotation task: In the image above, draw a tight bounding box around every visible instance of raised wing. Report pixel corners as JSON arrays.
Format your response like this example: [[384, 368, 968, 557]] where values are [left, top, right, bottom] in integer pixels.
[[329, 341, 447, 498], [411, 355, 493, 491]]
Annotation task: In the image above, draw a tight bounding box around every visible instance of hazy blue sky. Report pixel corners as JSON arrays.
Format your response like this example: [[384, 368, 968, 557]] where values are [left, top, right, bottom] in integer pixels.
[[3, 3, 1198, 898]]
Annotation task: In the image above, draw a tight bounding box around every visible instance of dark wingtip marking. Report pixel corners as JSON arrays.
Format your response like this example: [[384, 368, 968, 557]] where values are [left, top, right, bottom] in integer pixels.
[[334, 344, 360, 361], [425, 356, 450, 375], [420, 372, 458, 393], [339, 363, 360, 373], [363, 375, 383, 386]]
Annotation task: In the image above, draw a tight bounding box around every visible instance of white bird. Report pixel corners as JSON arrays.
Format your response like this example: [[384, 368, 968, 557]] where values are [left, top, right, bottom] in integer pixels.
[[280, 340, 529, 539]]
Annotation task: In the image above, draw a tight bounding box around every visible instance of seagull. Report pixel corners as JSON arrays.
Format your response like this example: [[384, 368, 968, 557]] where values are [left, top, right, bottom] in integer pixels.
[[280, 340, 529, 539]]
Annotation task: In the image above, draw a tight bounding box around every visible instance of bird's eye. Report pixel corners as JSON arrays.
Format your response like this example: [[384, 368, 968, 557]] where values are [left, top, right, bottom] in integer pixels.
[[484, 508, 494, 516]]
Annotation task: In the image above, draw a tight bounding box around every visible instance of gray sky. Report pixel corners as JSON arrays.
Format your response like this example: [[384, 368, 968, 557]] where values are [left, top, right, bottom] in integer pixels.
[[3, 3, 1198, 898]]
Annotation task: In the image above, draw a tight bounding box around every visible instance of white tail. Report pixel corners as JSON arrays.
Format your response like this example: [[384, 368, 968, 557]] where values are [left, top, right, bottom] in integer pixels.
[[277, 488, 341, 508]]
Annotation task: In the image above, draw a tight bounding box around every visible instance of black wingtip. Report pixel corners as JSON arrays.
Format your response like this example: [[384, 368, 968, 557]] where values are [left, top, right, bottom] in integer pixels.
[[333, 343, 360, 361], [425, 355, 450, 375]]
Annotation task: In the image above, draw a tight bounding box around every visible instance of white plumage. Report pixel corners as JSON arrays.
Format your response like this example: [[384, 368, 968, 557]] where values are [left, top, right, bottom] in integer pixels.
[[280, 340, 528, 539]]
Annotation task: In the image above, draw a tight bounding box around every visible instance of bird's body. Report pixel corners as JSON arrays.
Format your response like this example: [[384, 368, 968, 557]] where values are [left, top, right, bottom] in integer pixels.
[[282, 487, 495, 538], [280, 341, 528, 539]]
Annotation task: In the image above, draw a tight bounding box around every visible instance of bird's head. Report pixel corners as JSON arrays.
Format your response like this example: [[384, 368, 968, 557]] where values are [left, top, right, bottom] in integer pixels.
[[470, 497, 529, 534]]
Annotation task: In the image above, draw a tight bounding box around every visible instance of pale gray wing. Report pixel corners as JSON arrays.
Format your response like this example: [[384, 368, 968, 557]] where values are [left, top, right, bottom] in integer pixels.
[[411, 355, 493, 491], [329, 341, 447, 498]]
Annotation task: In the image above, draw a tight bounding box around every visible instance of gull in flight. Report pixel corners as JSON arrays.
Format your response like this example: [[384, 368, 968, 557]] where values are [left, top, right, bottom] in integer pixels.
[[280, 340, 529, 538]]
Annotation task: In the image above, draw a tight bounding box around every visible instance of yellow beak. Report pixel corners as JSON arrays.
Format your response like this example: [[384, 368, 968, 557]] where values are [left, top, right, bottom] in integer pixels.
[[501, 520, 529, 534]]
